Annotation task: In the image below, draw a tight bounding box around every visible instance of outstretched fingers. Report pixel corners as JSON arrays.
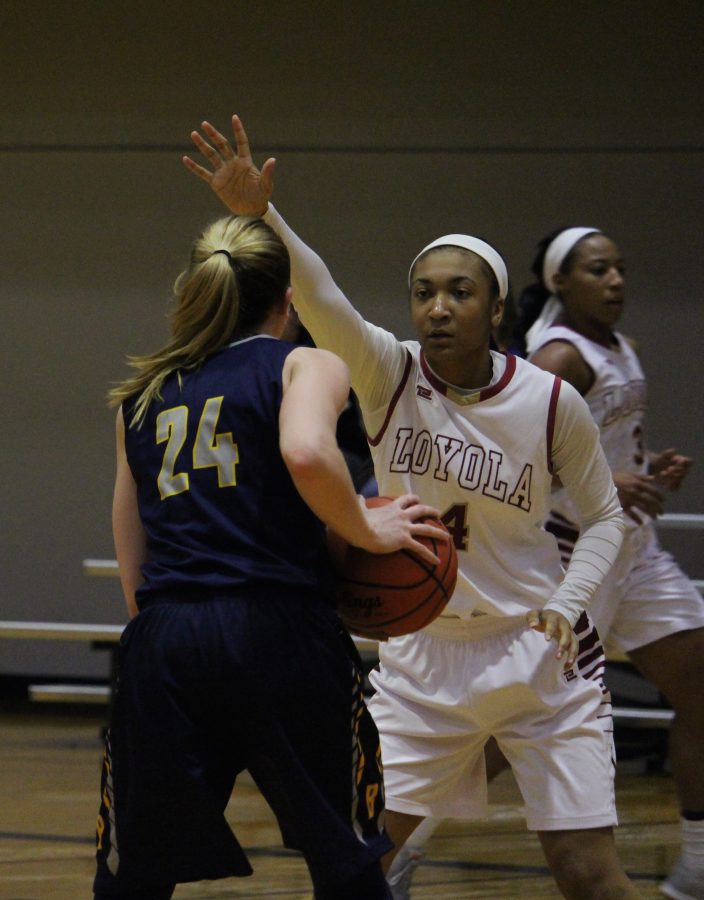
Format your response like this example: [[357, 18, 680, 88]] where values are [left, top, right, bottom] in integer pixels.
[[259, 156, 277, 195], [192, 128, 223, 165], [231, 114, 253, 159], [201, 120, 237, 160], [183, 114, 274, 216], [182, 122, 237, 180], [229, 116, 276, 189], [182, 154, 213, 183], [182, 128, 222, 182]]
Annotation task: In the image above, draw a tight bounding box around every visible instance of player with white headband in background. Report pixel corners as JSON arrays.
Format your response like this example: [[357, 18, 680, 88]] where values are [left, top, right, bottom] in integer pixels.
[[184, 115, 641, 899], [521, 225, 704, 900], [524, 227, 603, 352]]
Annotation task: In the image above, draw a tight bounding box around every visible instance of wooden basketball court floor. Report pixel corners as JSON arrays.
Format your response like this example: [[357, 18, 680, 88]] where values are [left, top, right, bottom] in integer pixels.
[[0, 705, 680, 899]]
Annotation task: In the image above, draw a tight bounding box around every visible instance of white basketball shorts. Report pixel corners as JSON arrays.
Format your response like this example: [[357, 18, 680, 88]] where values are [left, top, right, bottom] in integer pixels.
[[587, 523, 704, 654], [367, 613, 617, 831]]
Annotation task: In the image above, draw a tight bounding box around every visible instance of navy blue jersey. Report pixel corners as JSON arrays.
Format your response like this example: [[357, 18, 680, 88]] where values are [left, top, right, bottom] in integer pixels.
[[123, 335, 336, 606]]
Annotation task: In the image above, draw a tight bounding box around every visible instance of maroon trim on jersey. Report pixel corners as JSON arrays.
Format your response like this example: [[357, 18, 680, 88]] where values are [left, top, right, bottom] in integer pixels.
[[419, 352, 447, 395], [418, 350, 517, 400], [368, 349, 413, 448], [481, 352, 516, 400], [546, 376, 562, 475]]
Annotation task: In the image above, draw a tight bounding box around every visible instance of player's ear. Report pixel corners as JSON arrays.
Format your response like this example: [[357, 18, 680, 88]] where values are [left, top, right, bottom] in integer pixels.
[[491, 296, 504, 328], [282, 286, 293, 315]]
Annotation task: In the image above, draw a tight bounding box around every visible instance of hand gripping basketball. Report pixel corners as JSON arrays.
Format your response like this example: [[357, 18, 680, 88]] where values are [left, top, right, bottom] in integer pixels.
[[332, 496, 458, 640]]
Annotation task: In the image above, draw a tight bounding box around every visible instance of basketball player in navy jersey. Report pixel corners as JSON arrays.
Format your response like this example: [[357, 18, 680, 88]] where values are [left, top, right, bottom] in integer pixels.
[[184, 117, 641, 899], [93, 213, 447, 899]]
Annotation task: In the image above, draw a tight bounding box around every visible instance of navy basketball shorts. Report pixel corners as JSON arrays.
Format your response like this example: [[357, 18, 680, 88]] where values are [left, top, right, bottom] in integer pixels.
[[93, 592, 392, 897]]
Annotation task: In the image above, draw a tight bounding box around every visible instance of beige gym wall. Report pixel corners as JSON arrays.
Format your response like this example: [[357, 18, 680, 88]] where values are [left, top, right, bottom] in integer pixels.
[[1, 0, 702, 676]]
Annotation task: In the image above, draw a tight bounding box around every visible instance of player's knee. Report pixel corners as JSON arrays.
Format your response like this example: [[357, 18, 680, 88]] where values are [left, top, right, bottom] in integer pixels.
[[541, 829, 633, 899]]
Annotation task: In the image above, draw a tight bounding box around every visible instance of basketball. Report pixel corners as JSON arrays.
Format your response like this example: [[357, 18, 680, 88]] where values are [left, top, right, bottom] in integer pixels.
[[332, 496, 458, 640]]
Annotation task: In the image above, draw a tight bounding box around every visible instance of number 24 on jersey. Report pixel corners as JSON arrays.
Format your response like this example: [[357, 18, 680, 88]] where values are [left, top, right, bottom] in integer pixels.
[[156, 396, 239, 500]]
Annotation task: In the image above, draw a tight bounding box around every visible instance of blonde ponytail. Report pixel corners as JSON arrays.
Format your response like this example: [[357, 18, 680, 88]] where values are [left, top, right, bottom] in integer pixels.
[[108, 216, 290, 427]]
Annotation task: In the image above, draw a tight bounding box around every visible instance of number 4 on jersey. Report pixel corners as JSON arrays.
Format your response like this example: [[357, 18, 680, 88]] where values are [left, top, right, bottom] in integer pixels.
[[156, 396, 239, 499], [441, 503, 469, 552]]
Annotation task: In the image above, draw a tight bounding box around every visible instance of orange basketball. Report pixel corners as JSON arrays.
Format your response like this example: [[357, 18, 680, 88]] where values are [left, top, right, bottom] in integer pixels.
[[332, 496, 458, 640]]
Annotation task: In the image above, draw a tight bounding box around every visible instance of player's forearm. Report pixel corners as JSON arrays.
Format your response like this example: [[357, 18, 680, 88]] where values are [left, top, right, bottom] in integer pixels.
[[263, 204, 408, 416], [548, 382, 626, 624], [545, 503, 625, 625], [112, 524, 147, 619], [112, 413, 147, 619], [264, 206, 367, 355], [282, 435, 374, 548]]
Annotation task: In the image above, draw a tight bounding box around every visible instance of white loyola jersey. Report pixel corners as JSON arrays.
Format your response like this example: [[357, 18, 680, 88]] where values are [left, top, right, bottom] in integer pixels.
[[263, 204, 624, 624], [368, 348, 566, 617], [530, 326, 647, 528]]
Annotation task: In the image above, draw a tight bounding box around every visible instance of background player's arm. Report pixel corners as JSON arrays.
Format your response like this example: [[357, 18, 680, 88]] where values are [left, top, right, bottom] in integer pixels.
[[112, 408, 147, 619], [531, 338, 663, 521], [280, 347, 446, 564], [617, 337, 692, 492], [648, 447, 693, 491], [606, 336, 691, 500]]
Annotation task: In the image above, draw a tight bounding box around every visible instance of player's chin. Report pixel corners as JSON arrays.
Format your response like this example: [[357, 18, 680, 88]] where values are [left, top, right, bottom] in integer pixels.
[[602, 301, 624, 322], [420, 341, 457, 372], [422, 335, 454, 354]]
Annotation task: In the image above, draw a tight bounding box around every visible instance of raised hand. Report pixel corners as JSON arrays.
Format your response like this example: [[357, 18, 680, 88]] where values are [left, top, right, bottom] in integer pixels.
[[182, 115, 275, 217], [526, 608, 578, 668]]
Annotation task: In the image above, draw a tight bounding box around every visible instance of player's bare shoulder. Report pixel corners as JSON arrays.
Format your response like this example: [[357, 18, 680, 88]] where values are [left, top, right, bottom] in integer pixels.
[[529, 339, 593, 395]]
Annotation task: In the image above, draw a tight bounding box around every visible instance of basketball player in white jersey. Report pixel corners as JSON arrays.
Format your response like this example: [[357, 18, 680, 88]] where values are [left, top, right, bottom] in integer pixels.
[[522, 227, 704, 900], [377, 229, 704, 900], [184, 116, 641, 898]]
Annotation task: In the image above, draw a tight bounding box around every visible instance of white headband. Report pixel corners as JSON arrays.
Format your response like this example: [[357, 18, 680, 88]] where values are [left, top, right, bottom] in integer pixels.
[[408, 234, 509, 300], [542, 227, 602, 292]]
